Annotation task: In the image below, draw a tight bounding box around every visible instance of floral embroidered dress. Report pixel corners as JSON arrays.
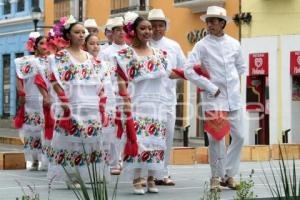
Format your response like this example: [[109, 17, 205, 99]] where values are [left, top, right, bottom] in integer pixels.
[[115, 46, 169, 178], [34, 56, 54, 167], [47, 49, 107, 181], [15, 55, 44, 162], [100, 43, 128, 166]]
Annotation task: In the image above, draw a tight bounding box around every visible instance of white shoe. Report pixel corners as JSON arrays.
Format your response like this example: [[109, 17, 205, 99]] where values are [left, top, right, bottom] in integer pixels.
[[148, 187, 159, 193], [133, 188, 145, 195], [28, 161, 39, 171], [133, 178, 145, 195], [147, 176, 159, 193]]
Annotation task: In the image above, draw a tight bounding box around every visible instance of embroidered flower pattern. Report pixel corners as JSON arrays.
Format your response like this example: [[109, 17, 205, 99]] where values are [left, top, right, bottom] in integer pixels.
[[124, 150, 164, 164], [54, 50, 101, 85], [133, 116, 167, 138], [24, 112, 44, 126], [46, 148, 103, 167], [117, 47, 168, 80], [55, 118, 102, 138], [24, 136, 42, 150], [19, 60, 34, 76], [37, 57, 51, 80]]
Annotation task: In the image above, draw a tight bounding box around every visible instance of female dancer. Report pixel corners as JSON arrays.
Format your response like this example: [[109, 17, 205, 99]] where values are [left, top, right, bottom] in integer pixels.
[[114, 12, 180, 194], [46, 16, 107, 186], [14, 32, 49, 170]]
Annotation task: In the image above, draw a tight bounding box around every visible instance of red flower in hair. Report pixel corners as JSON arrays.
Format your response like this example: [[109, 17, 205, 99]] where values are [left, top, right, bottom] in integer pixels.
[[26, 38, 35, 52]]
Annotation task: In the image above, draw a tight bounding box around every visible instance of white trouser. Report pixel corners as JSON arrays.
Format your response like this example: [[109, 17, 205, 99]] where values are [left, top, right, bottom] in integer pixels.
[[207, 109, 244, 178], [162, 106, 176, 178]]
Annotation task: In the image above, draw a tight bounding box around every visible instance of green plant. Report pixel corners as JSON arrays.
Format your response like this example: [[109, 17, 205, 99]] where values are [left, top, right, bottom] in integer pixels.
[[262, 144, 300, 199], [63, 144, 118, 200], [233, 170, 257, 200], [15, 180, 40, 200], [16, 194, 40, 200], [200, 182, 221, 200]]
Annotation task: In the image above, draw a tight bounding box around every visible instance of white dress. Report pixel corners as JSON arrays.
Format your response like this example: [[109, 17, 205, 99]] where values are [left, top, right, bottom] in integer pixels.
[[47, 49, 107, 181], [100, 43, 128, 166], [34, 56, 54, 167], [115, 46, 170, 178], [15, 55, 44, 162]]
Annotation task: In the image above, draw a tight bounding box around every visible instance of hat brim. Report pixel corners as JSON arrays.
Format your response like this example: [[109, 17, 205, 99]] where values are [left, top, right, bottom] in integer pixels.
[[110, 24, 124, 29], [148, 17, 168, 23], [85, 26, 99, 30], [200, 14, 231, 23]]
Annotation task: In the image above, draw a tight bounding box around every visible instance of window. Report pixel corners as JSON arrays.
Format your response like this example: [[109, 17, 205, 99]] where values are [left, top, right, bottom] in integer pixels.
[[15, 52, 24, 58], [54, 0, 71, 21], [110, 0, 148, 15], [3, 0, 11, 15], [17, 0, 25, 12], [32, 0, 39, 8], [2, 54, 11, 116]]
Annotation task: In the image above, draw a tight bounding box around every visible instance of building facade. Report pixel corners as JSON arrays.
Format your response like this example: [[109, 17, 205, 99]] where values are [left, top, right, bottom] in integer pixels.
[[240, 0, 300, 144], [43, 0, 240, 141], [0, 0, 44, 119]]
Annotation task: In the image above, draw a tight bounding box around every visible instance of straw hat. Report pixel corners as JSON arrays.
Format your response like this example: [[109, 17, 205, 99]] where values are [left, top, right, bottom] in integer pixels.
[[200, 6, 231, 22], [110, 17, 124, 29], [148, 9, 168, 23], [84, 19, 99, 29]]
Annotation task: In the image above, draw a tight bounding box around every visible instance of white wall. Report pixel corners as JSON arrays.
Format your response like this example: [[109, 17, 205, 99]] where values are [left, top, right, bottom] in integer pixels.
[[241, 36, 279, 144], [281, 35, 300, 143]]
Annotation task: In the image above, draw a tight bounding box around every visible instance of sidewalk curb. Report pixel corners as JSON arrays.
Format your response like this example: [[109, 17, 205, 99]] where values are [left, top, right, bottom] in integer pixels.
[[0, 136, 23, 145]]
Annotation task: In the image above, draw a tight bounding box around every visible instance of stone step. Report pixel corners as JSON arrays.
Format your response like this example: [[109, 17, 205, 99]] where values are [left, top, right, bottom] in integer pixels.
[[0, 152, 26, 170]]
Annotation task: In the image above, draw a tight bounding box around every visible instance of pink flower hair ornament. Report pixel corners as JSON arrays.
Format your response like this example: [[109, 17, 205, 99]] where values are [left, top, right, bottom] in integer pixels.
[[123, 22, 135, 45], [25, 32, 41, 52]]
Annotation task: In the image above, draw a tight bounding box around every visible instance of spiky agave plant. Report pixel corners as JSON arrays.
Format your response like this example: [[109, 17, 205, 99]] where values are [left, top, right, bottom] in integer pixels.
[[262, 144, 300, 199], [63, 143, 118, 200]]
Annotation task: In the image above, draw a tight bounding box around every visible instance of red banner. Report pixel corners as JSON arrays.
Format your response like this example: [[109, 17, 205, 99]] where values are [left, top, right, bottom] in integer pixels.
[[290, 51, 300, 75], [249, 53, 269, 75]]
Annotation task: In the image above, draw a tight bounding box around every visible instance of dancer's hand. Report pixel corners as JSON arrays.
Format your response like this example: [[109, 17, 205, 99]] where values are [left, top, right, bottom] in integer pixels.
[[214, 89, 221, 97], [19, 96, 26, 106]]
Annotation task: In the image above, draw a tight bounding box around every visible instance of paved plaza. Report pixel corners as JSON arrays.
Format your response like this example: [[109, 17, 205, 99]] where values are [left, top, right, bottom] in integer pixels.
[[1, 158, 299, 200]]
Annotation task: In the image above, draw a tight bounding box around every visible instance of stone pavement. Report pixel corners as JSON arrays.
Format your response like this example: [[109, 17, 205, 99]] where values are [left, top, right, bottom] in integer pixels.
[[1, 159, 299, 200]]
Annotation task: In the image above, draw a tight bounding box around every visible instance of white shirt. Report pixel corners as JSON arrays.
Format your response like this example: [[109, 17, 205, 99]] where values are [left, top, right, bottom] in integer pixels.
[[184, 34, 246, 111], [100, 42, 128, 63], [99, 42, 111, 59], [100, 42, 128, 107], [150, 37, 186, 106]]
